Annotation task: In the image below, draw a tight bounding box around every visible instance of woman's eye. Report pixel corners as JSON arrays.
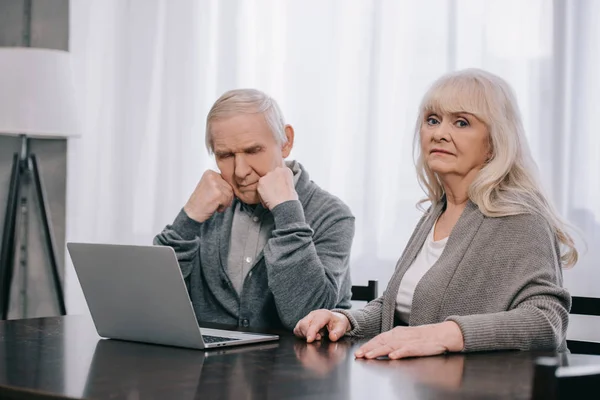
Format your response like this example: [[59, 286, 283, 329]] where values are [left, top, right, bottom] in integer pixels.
[[456, 119, 469, 127], [426, 117, 439, 125]]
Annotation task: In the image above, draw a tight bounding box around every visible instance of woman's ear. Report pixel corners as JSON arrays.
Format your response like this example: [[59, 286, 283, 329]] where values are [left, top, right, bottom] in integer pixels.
[[485, 135, 494, 162], [486, 147, 494, 162], [281, 125, 295, 158]]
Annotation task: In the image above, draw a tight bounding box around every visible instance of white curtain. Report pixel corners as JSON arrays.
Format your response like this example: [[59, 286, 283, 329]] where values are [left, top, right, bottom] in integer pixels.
[[67, 0, 600, 325]]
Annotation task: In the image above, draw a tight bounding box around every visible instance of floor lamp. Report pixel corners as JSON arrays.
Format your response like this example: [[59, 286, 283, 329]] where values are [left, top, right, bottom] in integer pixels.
[[0, 48, 79, 320]]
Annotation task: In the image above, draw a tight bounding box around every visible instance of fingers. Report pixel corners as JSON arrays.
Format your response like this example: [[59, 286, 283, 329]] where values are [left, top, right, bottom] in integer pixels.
[[186, 170, 238, 222], [278, 163, 293, 179], [216, 179, 233, 195], [216, 183, 234, 212], [294, 311, 349, 344], [204, 169, 226, 185], [305, 316, 328, 343], [293, 311, 332, 343], [354, 337, 377, 358], [204, 170, 233, 201], [216, 172, 235, 192], [355, 335, 392, 359], [294, 325, 324, 342], [388, 345, 417, 360], [327, 314, 349, 342], [293, 314, 314, 339], [257, 192, 267, 210], [354, 329, 437, 360], [293, 321, 305, 338], [355, 342, 395, 359]]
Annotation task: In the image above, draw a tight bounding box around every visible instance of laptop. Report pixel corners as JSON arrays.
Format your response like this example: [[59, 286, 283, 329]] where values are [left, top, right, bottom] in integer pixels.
[[66, 243, 279, 349]]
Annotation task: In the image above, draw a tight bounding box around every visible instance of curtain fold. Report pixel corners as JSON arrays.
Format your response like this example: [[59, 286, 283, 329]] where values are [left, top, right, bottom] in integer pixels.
[[66, 0, 599, 316]]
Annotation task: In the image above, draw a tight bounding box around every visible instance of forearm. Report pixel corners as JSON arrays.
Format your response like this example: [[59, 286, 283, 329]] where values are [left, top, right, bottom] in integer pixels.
[[445, 213, 572, 353], [264, 200, 353, 329], [268, 262, 339, 329], [446, 295, 569, 352], [154, 209, 202, 279]]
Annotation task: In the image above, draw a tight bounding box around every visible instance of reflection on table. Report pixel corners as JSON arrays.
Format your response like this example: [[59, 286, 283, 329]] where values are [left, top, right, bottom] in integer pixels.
[[1, 316, 600, 399]]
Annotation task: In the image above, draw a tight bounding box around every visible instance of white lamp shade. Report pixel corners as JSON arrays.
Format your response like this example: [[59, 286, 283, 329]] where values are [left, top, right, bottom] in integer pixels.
[[0, 47, 80, 138]]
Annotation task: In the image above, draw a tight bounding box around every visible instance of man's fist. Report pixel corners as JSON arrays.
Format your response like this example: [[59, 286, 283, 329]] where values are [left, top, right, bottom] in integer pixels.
[[257, 166, 298, 210], [184, 170, 234, 223]]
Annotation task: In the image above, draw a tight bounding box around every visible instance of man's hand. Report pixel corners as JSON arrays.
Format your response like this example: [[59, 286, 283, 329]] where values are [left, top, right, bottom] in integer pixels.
[[293, 310, 351, 343], [257, 166, 298, 210], [184, 170, 234, 223]]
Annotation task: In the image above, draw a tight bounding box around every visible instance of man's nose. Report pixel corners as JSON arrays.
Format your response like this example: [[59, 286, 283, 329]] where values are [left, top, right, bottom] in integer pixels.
[[234, 154, 251, 179]]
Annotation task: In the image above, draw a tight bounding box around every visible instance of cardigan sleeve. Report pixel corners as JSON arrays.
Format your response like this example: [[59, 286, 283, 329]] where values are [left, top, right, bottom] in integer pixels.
[[333, 296, 385, 338], [445, 213, 571, 352]]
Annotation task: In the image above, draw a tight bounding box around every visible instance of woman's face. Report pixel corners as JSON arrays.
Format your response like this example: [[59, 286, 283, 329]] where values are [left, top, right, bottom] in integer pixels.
[[420, 110, 491, 181]]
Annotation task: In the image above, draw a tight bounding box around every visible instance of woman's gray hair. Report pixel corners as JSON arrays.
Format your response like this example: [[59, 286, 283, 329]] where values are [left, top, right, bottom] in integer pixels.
[[205, 88, 287, 153], [413, 68, 578, 267]]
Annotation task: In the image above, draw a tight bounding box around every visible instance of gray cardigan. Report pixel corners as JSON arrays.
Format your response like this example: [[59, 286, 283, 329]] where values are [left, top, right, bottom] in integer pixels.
[[336, 200, 570, 352], [154, 163, 354, 330]]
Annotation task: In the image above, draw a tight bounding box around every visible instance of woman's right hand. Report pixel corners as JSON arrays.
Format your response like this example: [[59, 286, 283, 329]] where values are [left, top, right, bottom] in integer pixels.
[[293, 310, 351, 343]]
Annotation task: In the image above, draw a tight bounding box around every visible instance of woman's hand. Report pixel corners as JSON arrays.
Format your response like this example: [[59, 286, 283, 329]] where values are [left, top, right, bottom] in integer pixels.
[[293, 310, 351, 343], [355, 321, 464, 359]]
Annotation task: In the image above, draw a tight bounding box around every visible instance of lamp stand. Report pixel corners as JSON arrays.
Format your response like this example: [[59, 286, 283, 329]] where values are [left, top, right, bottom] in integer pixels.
[[0, 135, 66, 319]]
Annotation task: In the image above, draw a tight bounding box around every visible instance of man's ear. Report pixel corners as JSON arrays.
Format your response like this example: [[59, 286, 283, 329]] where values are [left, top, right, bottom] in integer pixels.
[[281, 125, 295, 158]]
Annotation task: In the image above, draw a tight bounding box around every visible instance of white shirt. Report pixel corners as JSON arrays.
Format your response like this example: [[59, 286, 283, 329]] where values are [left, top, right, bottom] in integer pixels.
[[395, 220, 448, 324]]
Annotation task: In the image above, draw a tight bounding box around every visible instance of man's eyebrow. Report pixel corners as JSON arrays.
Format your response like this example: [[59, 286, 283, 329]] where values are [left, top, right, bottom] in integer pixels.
[[244, 145, 263, 151], [214, 144, 264, 155]]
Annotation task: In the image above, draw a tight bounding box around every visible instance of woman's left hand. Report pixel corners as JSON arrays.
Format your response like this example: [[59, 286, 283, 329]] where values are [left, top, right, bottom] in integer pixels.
[[354, 321, 464, 360]]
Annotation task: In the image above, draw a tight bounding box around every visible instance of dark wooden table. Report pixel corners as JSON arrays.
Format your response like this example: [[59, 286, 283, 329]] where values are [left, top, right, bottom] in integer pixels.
[[0, 316, 599, 399]]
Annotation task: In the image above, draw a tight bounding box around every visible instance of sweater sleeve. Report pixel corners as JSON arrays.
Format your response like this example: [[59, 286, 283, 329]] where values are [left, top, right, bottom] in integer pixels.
[[263, 200, 355, 330], [333, 296, 384, 338], [153, 209, 203, 282], [445, 214, 571, 352]]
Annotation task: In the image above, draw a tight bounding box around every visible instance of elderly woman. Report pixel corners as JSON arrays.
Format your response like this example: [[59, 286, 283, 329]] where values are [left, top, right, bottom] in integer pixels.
[[294, 69, 577, 359]]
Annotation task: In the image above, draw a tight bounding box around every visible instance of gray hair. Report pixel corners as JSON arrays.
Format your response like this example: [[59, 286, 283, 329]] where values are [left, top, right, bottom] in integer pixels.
[[413, 68, 578, 267], [205, 88, 287, 153]]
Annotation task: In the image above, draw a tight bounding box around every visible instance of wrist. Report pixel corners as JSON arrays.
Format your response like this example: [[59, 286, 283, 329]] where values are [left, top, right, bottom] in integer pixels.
[[172, 209, 205, 240], [441, 321, 464, 352], [332, 312, 351, 333], [269, 193, 299, 210], [271, 200, 305, 227], [183, 205, 208, 223]]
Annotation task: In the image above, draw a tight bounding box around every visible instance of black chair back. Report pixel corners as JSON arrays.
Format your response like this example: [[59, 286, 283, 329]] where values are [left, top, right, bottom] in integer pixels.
[[532, 356, 600, 400], [567, 296, 600, 355], [351, 280, 378, 302]]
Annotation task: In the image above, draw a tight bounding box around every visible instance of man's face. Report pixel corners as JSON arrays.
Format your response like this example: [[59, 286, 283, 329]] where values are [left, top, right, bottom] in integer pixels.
[[211, 113, 293, 204]]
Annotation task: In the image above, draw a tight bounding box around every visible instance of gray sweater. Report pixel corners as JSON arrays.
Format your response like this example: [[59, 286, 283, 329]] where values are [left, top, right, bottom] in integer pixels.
[[336, 200, 571, 352], [154, 163, 354, 330]]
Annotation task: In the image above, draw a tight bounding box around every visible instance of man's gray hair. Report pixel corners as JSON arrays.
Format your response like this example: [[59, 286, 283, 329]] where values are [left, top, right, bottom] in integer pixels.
[[205, 88, 287, 153]]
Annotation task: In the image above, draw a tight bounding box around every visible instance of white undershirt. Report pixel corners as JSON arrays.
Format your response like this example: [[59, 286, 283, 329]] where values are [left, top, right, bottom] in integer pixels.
[[395, 220, 448, 324]]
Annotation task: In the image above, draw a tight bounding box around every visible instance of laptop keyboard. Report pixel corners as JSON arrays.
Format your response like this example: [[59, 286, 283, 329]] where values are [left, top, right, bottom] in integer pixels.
[[203, 335, 241, 344]]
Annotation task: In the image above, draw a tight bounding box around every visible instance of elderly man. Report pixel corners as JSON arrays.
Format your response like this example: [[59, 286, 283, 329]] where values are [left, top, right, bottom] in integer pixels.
[[154, 89, 354, 330]]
